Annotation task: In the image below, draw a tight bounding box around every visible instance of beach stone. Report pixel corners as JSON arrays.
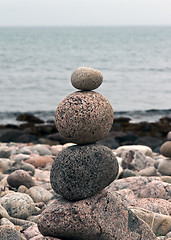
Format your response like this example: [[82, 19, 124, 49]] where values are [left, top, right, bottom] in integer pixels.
[[116, 145, 153, 157], [71, 67, 103, 91], [107, 176, 171, 200], [0, 225, 26, 240], [28, 186, 53, 203], [18, 147, 32, 155], [17, 113, 44, 124], [120, 168, 137, 178], [7, 170, 35, 189], [161, 176, 171, 184], [12, 154, 30, 162], [0, 218, 14, 227], [31, 145, 52, 156], [130, 207, 171, 236], [0, 146, 12, 158], [0, 192, 37, 219], [158, 159, 171, 176], [25, 156, 53, 168], [138, 166, 157, 176], [55, 91, 114, 144], [50, 145, 63, 156], [121, 150, 155, 171], [160, 141, 171, 158], [0, 172, 5, 181], [50, 144, 119, 200], [167, 131, 171, 141], [18, 185, 29, 194], [38, 190, 156, 240], [23, 223, 40, 240]]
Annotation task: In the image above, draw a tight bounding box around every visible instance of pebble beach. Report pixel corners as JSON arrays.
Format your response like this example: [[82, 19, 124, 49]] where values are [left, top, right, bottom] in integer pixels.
[[0, 67, 171, 239]]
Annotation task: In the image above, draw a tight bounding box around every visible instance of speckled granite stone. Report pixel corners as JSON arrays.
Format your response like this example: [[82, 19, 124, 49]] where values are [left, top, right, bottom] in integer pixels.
[[71, 67, 103, 91], [160, 141, 171, 158], [50, 144, 119, 201], [55, 91, 114, 144], [37, 190, 156, 240]]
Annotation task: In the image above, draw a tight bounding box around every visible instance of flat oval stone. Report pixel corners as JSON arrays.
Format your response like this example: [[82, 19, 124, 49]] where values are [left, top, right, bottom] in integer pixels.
[[55, 91, 114, 144], [160, 141, 171, 158], [71, 67, 103, 90], [50, 144, 119, 201]]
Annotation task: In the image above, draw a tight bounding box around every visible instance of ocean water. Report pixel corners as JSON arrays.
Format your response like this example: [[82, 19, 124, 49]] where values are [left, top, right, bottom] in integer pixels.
[[0, 26, 171, 124]]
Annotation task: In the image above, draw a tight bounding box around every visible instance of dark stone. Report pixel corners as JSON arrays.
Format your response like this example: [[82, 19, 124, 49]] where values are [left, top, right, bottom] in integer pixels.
[[16, 113, 44, 123], [115, 133, 139, 145], [46, 133, 68, 145], [135, 136, 162, 150], [50, 144, 119, 201], [15, 134, 38, 143], [120, 169, 137, 178], [97, 135, 119, 149], [0, 129, 24, 142], [7, 170, 35, 189]]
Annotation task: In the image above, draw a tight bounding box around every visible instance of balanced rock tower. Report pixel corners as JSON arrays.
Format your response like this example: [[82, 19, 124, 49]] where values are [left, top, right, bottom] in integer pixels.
[[38, 67, 156, 240]]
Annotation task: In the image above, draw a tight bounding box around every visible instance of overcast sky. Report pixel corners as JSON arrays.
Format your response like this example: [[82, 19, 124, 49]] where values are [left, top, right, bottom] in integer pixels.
[[0, 0, 171, 26]]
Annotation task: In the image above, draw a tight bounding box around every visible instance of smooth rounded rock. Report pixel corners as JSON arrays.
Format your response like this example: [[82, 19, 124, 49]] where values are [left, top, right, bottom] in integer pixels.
[[55, 91, 114, 144], [158, 159, 171, 176], [28, 186, 53, 203], [0, 192, 36, 219], [50, 144, 119, 201], [7, 169, 35, 189], [160, 141, 171, 158], [71, 67, 103, 91], [167, 131, 171, 141]]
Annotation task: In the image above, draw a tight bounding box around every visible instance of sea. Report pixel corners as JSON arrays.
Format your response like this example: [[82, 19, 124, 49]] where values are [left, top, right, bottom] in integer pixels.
[[0, 26, 171, 124]]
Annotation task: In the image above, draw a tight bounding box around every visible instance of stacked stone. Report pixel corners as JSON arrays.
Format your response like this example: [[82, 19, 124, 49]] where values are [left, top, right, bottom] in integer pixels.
[[159, 131, 171, 176], [50, 67, 119, 201]]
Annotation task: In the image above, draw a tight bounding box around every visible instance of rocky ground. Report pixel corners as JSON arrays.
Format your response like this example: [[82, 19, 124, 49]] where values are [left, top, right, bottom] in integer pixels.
[[0, 114, 171, 239]]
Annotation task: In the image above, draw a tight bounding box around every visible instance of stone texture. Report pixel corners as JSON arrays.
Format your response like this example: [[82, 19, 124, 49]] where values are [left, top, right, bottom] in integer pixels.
[[28, 186, 53, 203], [130, 207, 171, 236], [0, 193, 37, 219], [138, 167, 157, 176], [55, 91, 114, 144], [50, 144, 119, 200], [0, 225, 26, 240], [121, 150, 155, 171], [116, 145, 153, 157], [7, 170, 35, 189], [107, 176, 171, 200], [71, 67, 103, 91], [37, 190, 156, 240], [160, 141, 171, 158]]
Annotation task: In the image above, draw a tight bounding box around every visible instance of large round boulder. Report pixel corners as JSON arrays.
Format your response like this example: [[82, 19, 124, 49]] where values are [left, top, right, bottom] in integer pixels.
[[71, 67, 103, 91], [55, 91, 114, 144], [50, 144, 119, 201]]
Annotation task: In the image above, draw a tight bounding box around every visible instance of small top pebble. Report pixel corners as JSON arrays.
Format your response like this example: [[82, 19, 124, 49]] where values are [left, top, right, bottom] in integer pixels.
[[71, 67, 103, 91]]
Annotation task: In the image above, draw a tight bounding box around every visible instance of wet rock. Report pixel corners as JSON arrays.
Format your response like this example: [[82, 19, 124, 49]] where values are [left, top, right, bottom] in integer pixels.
[[160, 141, 171, 158], [116, 145, 153, 157], [71, 67, 103, 91], [50, 144, 119, 200], [38, 190, 156, 240], [28, 186, 53, 203], [0, 225, 26, 240], [25, 156, 53, 168], [17, 113, 44, 124], [135, 136, 162, 151], [7, 170, 35, 189], [0, 192, 37, 219], [130, 207, 171, 236], [55, 91, 114, 144]]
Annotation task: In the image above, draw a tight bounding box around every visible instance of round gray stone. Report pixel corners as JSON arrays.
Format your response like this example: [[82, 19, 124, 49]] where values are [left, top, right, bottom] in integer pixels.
[[167, 131, 171, 141], [71, 67, 103, 91], [50, 144, 119, 201], [55, 91, 114, 144]]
